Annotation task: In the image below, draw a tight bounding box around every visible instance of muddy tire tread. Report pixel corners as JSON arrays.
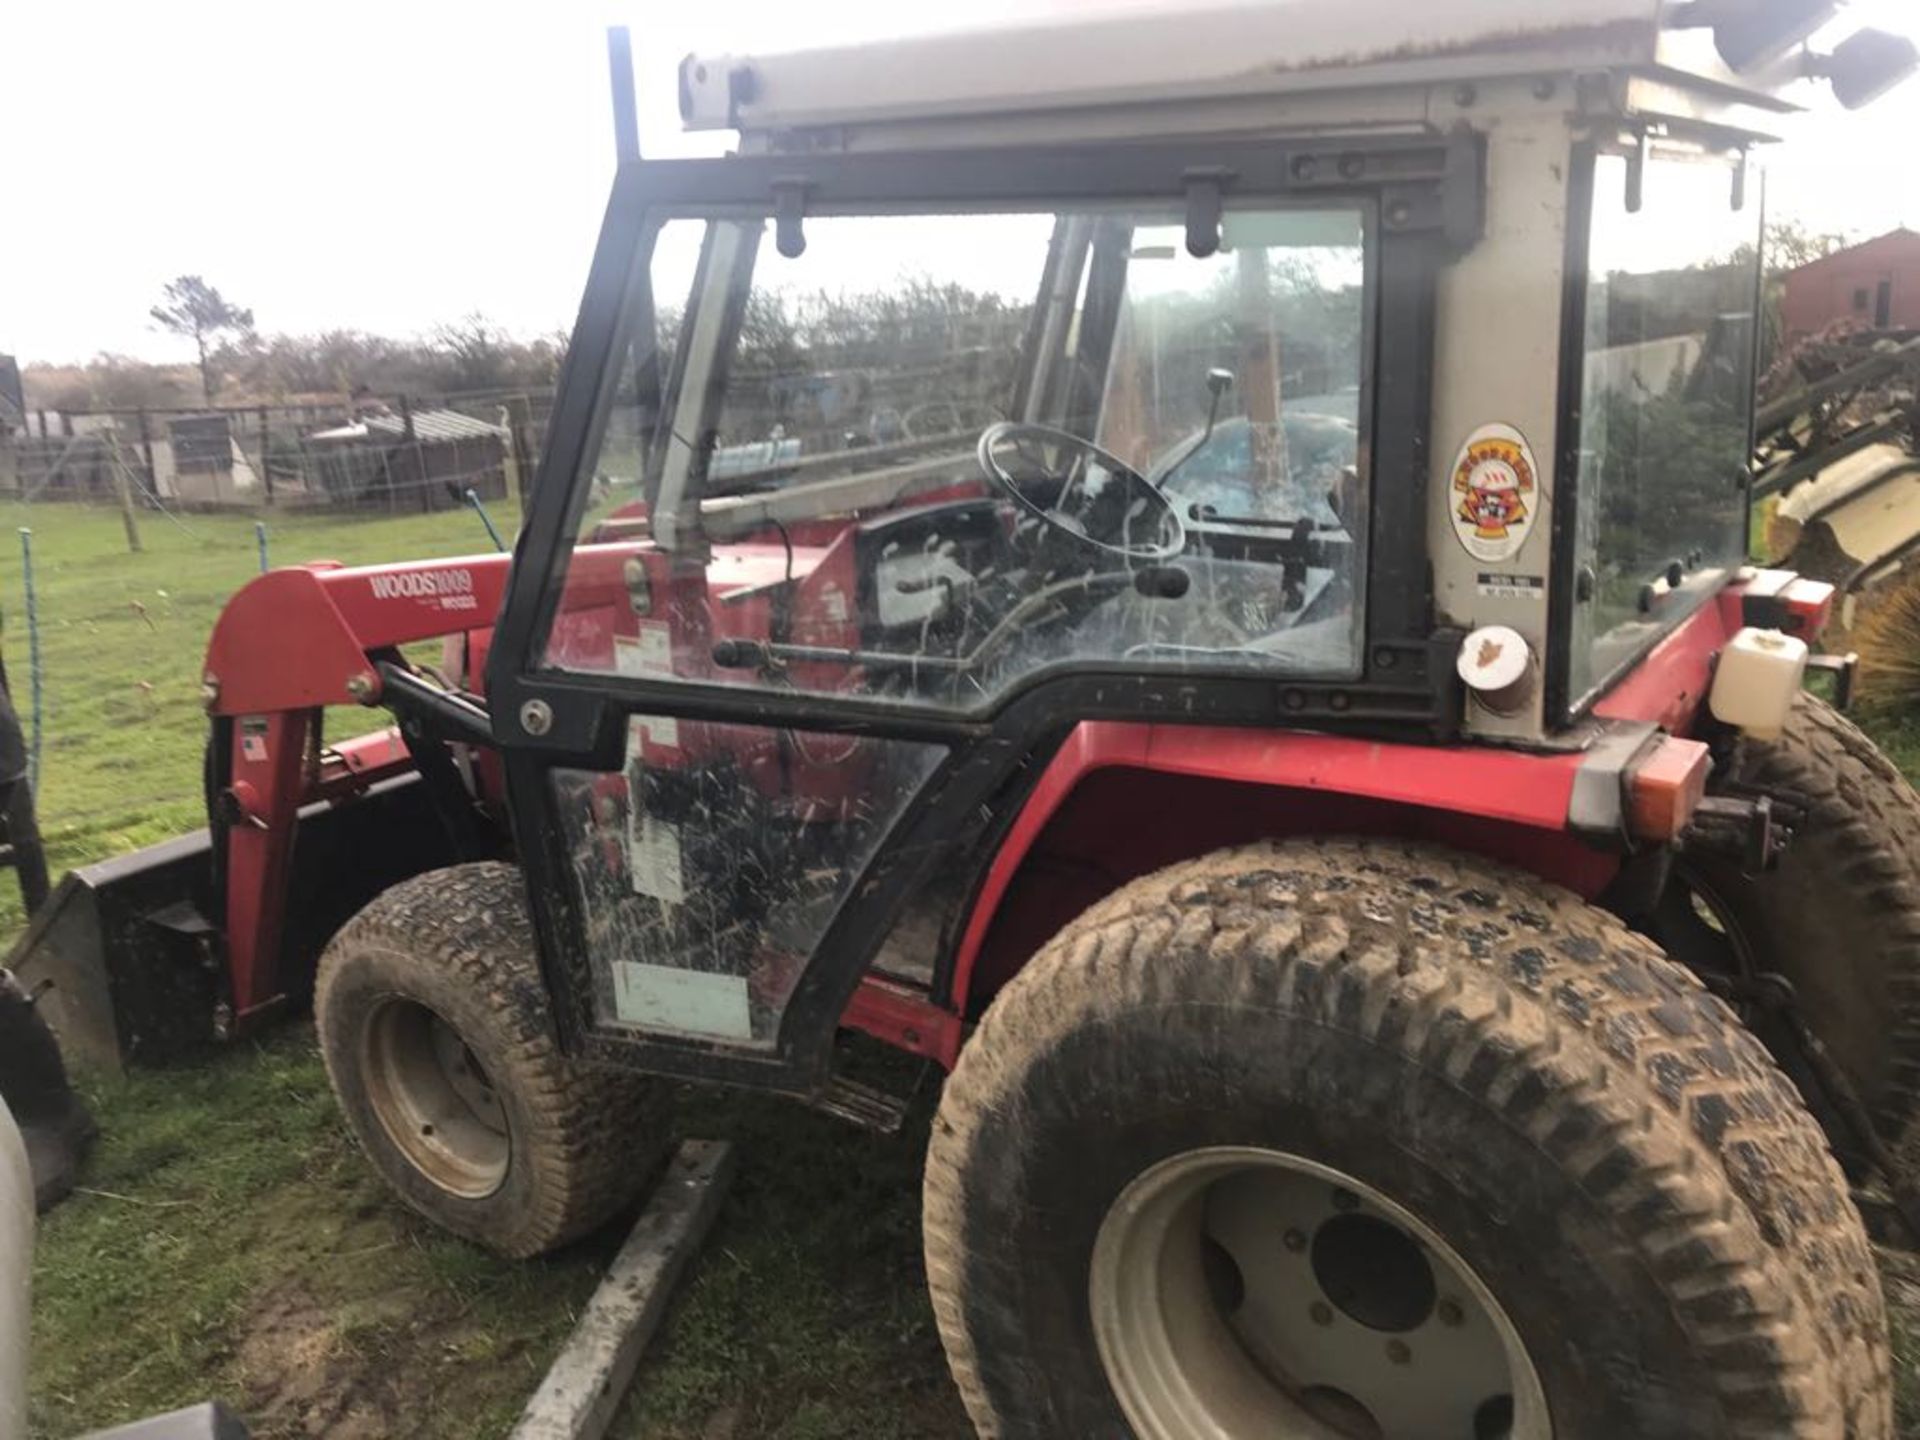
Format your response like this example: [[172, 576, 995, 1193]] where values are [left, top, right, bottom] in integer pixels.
[[923, 838, 1890, 1438], [316, 861, 659, 1258], [1723, 693, 1920, 1138]]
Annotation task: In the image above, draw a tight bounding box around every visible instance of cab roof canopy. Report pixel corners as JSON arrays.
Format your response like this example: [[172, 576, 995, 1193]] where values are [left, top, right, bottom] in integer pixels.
[[679, 0, 1912, 146]]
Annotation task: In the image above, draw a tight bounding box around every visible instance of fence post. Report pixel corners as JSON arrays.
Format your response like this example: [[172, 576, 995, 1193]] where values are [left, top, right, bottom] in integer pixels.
[[256, 521, 270, 573], [103, 427, 144, 554], [138, 407, 159, 497], [398, 393, 418, 514], [18, 529, 42, 793], [465, 487, 506, 552], [496, 405, 521, 510], [511, 393, 535, 506], [257, 405, 274, 502]]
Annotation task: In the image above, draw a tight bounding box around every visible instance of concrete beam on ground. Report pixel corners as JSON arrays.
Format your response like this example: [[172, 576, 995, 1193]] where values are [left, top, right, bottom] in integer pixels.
[[508, 1138, 736, 1440]]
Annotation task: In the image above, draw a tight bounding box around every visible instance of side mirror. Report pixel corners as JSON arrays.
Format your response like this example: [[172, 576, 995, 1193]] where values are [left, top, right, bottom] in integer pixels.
[[1822, 28, 1920, 110]]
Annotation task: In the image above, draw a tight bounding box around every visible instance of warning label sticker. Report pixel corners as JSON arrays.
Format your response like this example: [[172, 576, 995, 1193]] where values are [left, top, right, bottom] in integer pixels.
[[1475, 572, 1546, 600], [614, 621, 678, 748], [627, 811, 685, 904], [240, 715, 269, 763]]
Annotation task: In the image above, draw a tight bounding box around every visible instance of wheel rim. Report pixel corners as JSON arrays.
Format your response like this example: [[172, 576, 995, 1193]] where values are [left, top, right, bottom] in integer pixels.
[[1090, 1146, 1549, 1439], [1653, 865, 1761, 984], [361, 998, 510, 1199]]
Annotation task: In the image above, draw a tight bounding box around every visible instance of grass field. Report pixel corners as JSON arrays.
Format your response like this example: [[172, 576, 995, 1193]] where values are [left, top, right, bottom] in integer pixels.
[[11, 497, 1920, 1436]]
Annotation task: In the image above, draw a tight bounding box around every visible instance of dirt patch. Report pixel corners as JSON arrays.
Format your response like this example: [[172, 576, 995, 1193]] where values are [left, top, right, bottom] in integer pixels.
[[234, 1285, 390, 1440]]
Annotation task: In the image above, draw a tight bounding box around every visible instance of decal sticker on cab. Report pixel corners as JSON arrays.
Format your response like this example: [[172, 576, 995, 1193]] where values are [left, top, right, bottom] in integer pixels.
[[1450, 424, 1538, 564]]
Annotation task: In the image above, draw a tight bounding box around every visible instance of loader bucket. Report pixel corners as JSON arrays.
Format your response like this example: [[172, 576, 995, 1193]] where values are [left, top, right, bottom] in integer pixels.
[[1769, 443, 1920, 611], [1755, 332, 1920, 630], [7, 774, 460, 1074], [0, 967, 94, 1210]]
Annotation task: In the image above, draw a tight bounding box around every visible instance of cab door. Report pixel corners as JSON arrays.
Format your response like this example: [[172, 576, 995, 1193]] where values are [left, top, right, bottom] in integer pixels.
[[485, 136, 1470, 1092]]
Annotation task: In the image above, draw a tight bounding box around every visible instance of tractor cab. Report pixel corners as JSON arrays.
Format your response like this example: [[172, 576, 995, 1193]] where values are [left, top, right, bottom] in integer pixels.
[[474, 1, 1910, 1090]]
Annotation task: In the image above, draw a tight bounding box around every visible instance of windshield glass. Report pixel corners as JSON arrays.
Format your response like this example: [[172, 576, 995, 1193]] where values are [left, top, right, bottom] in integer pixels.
[[543, 202, 1370, 710], [1566, 150, 1761, 709]]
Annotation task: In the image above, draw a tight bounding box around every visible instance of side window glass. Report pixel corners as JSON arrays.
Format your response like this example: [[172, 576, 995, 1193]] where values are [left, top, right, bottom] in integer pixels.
[[1568, 152, 1760, 705]]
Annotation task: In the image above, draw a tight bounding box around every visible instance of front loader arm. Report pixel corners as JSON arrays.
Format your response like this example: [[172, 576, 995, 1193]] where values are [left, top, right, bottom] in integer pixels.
[[201, 555, 512, 1030]]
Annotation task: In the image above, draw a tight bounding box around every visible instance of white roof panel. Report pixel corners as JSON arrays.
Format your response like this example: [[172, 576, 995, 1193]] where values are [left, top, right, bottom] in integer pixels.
[[682, 0, 1667, 132]]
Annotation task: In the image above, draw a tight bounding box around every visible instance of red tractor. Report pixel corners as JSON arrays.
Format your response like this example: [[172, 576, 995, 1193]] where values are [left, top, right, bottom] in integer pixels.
[[17, 4, 1920, 1435]]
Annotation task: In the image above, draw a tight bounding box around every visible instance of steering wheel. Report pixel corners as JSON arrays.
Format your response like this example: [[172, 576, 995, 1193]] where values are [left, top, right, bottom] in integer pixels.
[[976, 422, 1185, 562]]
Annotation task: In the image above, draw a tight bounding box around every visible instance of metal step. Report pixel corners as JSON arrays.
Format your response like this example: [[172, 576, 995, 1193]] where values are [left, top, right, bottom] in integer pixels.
[[808, 1074, 911, 1135]]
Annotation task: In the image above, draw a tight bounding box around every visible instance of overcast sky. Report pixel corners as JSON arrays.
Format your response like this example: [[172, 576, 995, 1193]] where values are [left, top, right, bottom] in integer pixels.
[[4, 0, 1917, 367]]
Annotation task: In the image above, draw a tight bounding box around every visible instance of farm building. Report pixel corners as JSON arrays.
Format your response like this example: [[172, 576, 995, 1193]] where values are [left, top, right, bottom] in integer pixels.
[[304, 406, 511, 511], [1781, 228, 1920, 340], [0, 356, 22, 437], [164, 412, 266, 504]]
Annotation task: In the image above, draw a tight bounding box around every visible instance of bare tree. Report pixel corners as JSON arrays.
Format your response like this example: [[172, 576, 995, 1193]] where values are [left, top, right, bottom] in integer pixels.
[[150, 275, 255, 402], [433, 314, 514, 391], [1763, 219, 1854, 277]]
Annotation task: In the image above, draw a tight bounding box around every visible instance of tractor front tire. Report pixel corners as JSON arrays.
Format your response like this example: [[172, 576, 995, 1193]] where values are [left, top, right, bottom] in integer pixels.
[[1671, 692, 1920, 1157], [316, 862, 665, 1258], [924, 839, 1889, 1439]]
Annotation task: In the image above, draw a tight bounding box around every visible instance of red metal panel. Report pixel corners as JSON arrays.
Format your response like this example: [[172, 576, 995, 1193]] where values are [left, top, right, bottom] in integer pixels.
[[1138, 725, 1582, 829], [1592, 590, 1738, 734], [840, 975, 965, 1063], [225, 709, 312, 1024], [203, 556, 510, 716], [204, 568, 386, 715], [940, 720, 1599, 1056], [316, 728, 414, 800], [315, 554, 510, 648]]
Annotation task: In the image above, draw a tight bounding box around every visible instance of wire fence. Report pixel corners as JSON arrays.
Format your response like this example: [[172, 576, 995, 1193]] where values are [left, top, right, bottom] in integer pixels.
[[1, 389, 555, 518], [0, 441, 525, 839]]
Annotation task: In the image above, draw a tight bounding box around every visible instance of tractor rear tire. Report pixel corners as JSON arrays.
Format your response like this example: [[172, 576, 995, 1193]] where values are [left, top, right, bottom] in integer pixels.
[[1671, 692, 1920, 1159], [316, 861, 666, 1258], [924, 838, 1889, 1439]]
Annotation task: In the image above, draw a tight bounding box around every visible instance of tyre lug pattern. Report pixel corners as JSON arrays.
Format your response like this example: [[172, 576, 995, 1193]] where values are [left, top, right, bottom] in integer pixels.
[[924, 836, 1891, 1438]]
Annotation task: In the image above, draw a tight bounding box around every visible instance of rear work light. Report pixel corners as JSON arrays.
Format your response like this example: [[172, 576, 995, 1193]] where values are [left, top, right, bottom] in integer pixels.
[[1625, 736, 1713, 843]]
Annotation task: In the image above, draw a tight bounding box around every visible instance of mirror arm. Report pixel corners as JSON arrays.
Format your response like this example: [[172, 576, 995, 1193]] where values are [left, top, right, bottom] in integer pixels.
[[1157, 369, 1235, 492]]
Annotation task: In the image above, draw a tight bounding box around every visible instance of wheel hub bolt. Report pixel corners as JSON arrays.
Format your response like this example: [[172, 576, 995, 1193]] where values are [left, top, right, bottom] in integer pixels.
[[1386, 1339, 1412, 1365], [1438, 1298, 1465, 1327], [1310, 1301, 1334, 1327], [1283, 1228, 1307, 1252]]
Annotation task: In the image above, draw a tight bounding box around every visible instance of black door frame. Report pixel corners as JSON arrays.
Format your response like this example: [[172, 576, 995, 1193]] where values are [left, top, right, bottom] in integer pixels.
[[487, 131, 1482, 1092]]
